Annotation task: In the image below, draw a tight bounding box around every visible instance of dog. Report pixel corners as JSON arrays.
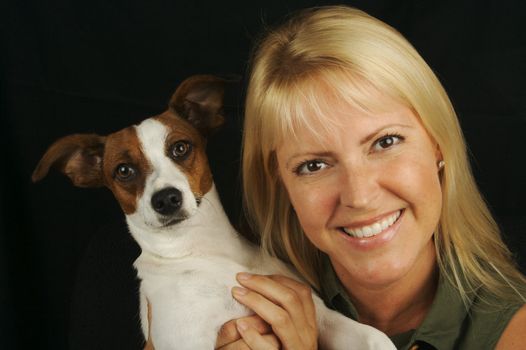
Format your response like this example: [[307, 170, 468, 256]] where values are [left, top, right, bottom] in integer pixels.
[[32, 75, 396, 350]]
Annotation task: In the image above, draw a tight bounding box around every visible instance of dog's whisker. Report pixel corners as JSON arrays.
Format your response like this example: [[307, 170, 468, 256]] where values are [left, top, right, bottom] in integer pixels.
[[198, 196, 225, 217], [200, 196, 212, 206]]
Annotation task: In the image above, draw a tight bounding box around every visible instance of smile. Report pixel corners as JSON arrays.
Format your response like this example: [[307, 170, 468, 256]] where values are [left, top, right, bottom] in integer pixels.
[[341, 210, 402, 238]]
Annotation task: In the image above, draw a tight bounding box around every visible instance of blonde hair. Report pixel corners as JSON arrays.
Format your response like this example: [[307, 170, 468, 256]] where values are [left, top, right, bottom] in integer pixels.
[[242, 6, 526, 305]]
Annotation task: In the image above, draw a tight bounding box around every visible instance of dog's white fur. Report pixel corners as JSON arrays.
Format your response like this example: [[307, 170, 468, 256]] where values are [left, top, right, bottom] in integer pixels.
[[130, 119, 396, 350]]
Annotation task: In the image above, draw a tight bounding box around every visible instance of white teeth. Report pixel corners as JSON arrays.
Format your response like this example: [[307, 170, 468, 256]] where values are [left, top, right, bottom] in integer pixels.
[[342, 210, 401, 238]]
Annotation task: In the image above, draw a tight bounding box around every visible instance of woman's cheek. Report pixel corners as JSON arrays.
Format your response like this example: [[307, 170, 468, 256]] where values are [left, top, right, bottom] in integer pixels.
[[290, 182, 336, 238]]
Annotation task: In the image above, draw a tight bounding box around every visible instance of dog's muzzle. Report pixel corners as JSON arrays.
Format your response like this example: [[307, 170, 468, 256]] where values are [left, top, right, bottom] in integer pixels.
[[151, 187, 182, 216]]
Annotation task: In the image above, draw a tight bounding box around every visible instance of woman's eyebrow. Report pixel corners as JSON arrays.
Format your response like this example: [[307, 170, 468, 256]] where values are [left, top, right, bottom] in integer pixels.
[[285, 151, 333, 169], [360, 123, 413, 145]]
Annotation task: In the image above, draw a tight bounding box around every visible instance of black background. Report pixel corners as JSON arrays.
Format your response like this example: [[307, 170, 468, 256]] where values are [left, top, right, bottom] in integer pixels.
[[1, 1, 525, 349]]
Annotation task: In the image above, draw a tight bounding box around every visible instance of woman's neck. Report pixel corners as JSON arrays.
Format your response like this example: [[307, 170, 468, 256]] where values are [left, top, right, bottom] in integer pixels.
[[332, 243, 439, 336]]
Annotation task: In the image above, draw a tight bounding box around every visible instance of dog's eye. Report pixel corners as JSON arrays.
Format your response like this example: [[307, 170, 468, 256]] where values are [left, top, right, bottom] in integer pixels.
[[170, 141, 192, 160], [114, 163, 137, 181]]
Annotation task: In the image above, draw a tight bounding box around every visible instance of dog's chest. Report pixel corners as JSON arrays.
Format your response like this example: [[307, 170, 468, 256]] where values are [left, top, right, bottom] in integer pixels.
[[135, 254, 251, 302]]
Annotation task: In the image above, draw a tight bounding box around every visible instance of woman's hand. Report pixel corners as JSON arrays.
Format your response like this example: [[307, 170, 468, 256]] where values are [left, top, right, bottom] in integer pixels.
[[218, 273, 318, 350], [215, 314, 280, 349], [144, 300, 154, 350]]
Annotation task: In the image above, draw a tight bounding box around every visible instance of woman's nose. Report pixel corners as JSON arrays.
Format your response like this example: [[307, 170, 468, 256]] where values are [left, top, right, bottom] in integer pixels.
[[338, 165, 379, 209]]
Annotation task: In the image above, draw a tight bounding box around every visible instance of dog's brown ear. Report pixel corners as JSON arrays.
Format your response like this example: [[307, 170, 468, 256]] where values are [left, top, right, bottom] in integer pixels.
[[169, 75, 234, 135], [32, 134, 106, 188]]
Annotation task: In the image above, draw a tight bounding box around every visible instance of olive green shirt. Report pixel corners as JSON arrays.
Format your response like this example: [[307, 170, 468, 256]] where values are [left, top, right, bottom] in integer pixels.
[[318, 255, 522, 350]]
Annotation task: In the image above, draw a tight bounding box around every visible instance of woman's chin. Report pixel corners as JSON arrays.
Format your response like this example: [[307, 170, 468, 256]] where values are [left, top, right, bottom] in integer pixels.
[[332, 253, 418, 290]]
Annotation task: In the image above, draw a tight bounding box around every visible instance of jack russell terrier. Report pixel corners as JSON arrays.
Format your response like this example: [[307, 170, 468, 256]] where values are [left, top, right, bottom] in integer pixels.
[[32, 75, 396, 350]]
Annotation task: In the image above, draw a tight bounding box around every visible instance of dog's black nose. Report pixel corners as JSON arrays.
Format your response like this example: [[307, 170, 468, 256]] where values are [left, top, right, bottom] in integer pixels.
[[151, 188, 182, 215]]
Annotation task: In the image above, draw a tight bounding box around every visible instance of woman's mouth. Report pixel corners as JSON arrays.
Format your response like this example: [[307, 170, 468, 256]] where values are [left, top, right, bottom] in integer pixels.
[[340, 210, 403, 238]]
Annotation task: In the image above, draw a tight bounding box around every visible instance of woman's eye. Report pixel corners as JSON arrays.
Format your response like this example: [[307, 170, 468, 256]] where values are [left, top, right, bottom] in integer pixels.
[[115, 163, 137, 181], [373, 134, 403, 151], [295, 160, 328, 175], [170, 141, 192, 160]]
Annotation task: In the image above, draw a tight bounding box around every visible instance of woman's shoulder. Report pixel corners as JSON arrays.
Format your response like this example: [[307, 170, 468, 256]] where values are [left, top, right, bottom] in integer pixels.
[[456, 287, 524, 350], [495, 304, 526, 349], [411, 274, 524, 350]]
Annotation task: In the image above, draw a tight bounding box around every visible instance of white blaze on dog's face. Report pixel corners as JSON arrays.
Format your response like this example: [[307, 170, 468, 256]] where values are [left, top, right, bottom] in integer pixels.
[[102, 111, 213, 231]]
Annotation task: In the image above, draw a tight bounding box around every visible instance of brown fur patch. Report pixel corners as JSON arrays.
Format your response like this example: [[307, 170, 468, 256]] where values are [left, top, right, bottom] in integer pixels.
[[102, 126, 151, 214], [32, 134, 106, 187], [155, 111, 214, 197]]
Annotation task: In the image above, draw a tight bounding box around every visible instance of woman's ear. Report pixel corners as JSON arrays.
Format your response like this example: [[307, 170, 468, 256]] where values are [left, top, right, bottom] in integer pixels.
[[435, 144, 444, 171]]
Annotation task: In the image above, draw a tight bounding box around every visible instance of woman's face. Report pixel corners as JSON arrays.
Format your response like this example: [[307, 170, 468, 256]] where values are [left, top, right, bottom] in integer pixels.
[[276, 94, 443, 290]]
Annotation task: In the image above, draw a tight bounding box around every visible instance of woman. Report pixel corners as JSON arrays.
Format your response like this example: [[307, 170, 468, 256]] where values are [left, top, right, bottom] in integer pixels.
[[216, 6, 526, 350]]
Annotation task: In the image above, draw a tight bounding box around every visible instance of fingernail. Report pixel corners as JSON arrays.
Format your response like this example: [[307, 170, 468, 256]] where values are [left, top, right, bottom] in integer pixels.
[[232, 286, 248, 297], [236, 320, 248, 332], [237, 272, 252, 281]]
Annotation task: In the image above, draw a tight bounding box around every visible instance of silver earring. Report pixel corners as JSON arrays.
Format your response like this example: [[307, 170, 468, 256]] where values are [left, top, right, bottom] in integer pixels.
[[438, 160, 445, 170]]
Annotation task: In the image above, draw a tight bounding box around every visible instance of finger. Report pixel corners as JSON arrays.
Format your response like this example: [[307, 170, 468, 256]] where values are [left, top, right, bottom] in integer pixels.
[[147, 300, 152, 324], [216, 316, 272, 348], [216, 319, 240, 348], [267, 274, 316, 329], [232, 286, 303, 347], [144, 338, 154, 350], [218, 335, 280, 350], [217, 339, 250, 350], [237, 320, 279, 350], [236, 273, 311, 332], [144, 300, 154, 350], [242, 315, 273, 335]]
